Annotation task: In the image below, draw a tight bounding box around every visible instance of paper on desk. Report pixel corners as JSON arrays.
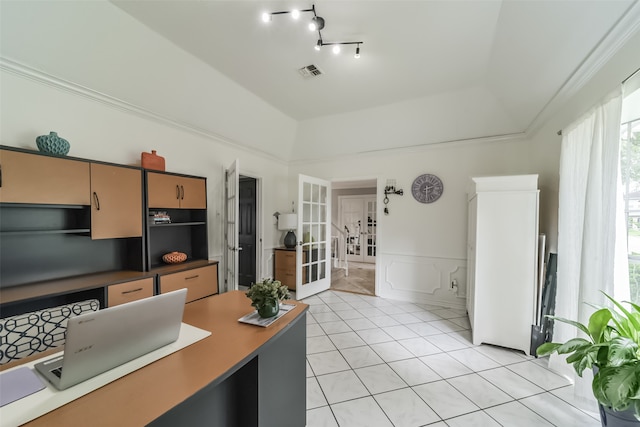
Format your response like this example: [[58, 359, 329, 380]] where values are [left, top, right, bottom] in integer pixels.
[[238, 303, 295, 327], [0, 322, 211, 427], [0, 366, 46, 407]]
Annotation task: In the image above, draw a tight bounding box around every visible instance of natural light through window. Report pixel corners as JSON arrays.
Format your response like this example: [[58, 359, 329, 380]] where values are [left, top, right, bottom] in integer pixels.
[[620, 82, 640, 303]]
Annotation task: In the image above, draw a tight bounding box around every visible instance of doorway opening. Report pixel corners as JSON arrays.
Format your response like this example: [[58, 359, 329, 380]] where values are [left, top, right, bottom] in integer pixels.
[[331, 179, 377, 296], [239, 175, 257, 287]]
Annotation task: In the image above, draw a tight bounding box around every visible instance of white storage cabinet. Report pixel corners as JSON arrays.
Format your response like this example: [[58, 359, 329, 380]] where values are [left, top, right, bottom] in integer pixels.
[[466, 175, 539, 354]]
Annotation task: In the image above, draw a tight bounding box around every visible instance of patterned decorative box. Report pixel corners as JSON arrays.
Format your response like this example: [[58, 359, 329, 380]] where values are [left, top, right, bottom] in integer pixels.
[[0, 299, 100, 365]]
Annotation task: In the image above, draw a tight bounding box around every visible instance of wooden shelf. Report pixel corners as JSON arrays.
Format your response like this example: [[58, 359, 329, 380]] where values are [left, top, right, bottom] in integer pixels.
[[149, 259, 217, 275], [0, 147, 208, 319], [0, 270, 154, 306]]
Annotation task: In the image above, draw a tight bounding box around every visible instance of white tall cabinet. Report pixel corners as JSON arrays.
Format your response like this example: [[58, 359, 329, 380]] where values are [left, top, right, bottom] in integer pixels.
[[466, 175, 539, 354]]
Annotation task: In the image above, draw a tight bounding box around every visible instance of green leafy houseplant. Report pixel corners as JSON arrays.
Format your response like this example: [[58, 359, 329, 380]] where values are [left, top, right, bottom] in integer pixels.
[[245, 278, 290, 310], [536, 293, 640, 421]]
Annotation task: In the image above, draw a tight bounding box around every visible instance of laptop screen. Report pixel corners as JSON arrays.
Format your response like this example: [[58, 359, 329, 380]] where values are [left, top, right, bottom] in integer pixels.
[[35, 288, 187, 390]]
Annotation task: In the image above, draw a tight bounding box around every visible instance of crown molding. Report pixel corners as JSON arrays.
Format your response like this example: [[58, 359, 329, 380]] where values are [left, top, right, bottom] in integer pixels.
[[0, 57, 288, 166], [526, 0, 640, 136], [288, 131, 528, 167]]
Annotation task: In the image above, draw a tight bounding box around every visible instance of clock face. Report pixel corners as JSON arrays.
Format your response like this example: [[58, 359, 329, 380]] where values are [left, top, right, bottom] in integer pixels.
[[411, 174, 444, 204]]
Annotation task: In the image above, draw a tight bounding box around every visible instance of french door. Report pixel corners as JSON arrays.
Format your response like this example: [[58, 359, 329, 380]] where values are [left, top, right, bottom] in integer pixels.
[[225, 159, 239, 292], [295, 175, 331, 300], [341, 196, 377, 263]]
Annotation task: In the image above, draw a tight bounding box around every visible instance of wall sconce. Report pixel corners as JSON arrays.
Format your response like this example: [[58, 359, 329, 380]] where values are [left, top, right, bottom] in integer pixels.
[[383, 179, 403, 215], [277, 214, 298, 248]]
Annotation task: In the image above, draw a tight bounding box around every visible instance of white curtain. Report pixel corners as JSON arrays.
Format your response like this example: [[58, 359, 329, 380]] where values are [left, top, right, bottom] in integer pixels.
[[552, 88, 627, 401]]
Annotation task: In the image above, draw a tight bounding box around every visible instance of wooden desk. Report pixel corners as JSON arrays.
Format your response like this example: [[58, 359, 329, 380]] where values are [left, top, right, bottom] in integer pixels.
[[20, 291, 308, 427]]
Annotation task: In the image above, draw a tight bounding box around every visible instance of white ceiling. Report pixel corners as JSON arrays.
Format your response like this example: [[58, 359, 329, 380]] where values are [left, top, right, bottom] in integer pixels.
[[112, 0, 634, 131]]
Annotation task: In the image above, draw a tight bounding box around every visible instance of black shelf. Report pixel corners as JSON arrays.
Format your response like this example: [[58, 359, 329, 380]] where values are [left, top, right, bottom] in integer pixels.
[[0, 202, 144, 288], [0, 229, 91, 236], [149, 221, 206, 227], [144, 173, 208, 272], [0, 203, 87, 210]]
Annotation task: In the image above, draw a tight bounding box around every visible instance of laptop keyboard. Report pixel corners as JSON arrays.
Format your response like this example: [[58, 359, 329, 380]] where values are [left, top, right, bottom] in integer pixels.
[[51, 367, 63, 378]]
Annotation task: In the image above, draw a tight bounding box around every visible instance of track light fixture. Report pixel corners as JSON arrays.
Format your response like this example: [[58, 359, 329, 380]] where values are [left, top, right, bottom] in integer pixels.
[[261, 4, 363, 59], [309, 16, 325, 31]]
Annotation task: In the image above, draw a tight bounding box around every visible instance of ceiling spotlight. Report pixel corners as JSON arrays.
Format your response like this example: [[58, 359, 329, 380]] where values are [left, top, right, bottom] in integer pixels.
[[309, 16, 325, 31], [261, 12, 271, 23], [292, 9, 300, 19], [354, 45, 361, 59], [332, 45, 341, 54], [315, 39, 322, 51]]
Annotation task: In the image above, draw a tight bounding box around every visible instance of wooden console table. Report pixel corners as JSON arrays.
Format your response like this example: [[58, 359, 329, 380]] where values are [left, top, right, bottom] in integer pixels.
[[18, 291, 308, 427]]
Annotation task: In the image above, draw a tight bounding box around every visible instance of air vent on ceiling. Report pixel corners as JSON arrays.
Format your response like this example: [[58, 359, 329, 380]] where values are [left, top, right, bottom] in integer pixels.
[[298, 64, 323, 78]]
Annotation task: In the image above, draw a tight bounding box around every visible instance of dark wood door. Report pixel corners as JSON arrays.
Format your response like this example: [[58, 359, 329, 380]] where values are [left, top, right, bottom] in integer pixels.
[[238, 178, 256, 286]]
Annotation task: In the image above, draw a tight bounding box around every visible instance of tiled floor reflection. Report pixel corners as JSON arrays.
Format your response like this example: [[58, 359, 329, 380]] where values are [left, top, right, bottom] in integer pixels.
[[303, 290, 600, 427]]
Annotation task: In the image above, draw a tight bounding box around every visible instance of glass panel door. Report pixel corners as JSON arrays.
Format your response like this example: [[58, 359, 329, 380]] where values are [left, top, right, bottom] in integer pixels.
[[296, 175, 331, 299], [225, 159, 239, 292], [364, 199, 377, 263]]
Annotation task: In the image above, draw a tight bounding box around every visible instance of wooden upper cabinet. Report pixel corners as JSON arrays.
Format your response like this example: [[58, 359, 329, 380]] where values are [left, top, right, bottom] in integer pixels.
[[147, 172, 181, 208], [0, 149, 90, 205], [147, 172, 206, 209], [90, 163, 142, 239], [179, 176, 207, 209]]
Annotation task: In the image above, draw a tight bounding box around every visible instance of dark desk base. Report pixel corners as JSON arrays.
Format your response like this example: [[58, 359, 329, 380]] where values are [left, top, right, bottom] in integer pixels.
[[150, 312, 306, 427]]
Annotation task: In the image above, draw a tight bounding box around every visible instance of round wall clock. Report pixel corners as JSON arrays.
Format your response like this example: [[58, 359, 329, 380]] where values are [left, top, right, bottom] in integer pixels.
[[411, 174, 444, 204]]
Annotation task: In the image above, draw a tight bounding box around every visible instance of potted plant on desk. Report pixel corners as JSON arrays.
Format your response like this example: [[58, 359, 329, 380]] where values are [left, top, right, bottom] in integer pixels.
[[246, 278, 291, 318], [536, 293, 640, 426]]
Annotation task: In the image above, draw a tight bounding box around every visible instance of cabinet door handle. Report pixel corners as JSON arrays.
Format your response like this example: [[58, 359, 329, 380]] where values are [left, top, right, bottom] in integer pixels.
[[180, 185, 185, 200], [185, 275, 199, 280], [122, 288, 143, 295], [93, 192, 100, 210], [176, 185, 180, 200]]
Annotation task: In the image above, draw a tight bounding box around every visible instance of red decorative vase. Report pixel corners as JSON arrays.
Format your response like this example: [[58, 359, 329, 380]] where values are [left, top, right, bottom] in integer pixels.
[[142, 150, 165, 171]]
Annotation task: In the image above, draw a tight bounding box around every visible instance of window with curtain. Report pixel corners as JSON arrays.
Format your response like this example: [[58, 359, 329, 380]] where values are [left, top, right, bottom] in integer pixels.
[[552, 87, 625, 390], [619, 83, 640, 303]]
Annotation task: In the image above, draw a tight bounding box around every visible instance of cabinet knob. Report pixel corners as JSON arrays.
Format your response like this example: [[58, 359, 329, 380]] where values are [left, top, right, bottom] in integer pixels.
[[180, 185, 185, 200], [176, 185, 180, 200]]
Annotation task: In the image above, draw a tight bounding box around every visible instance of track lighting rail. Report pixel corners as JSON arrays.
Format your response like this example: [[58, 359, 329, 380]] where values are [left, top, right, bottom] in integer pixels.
[[261, 4, 364, 58]]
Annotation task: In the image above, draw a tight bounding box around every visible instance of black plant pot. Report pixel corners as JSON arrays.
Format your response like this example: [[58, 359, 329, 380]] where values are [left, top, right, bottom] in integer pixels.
[[599, 404, 639, 426]]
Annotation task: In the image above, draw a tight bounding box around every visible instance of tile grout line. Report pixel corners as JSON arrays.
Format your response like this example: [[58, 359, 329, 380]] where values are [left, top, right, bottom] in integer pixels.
[[305, 290, 599, 427]]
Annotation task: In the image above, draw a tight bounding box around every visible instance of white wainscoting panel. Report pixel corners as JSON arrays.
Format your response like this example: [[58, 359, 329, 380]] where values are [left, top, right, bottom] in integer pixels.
[[377, 253, 467, 309]]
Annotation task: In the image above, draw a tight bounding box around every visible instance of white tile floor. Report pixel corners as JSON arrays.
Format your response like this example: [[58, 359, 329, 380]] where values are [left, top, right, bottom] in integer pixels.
[[302, 290, 601, 427]]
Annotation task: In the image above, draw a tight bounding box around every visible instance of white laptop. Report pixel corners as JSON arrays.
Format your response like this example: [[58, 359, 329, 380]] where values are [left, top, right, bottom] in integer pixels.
[[34, 288, 187, 390]]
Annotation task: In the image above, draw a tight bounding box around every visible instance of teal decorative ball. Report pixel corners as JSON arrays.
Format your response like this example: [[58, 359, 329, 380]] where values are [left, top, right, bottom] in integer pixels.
[[36, 131, 70, 156]]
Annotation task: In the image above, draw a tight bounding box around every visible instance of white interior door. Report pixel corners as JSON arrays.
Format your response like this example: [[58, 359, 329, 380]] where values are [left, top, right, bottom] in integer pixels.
[[296, 175, 331, 300], [364, 198, 377, 263], [342, 197, 363, 262], [341, 196, 376, 263], [225, 159, 239, 292]]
